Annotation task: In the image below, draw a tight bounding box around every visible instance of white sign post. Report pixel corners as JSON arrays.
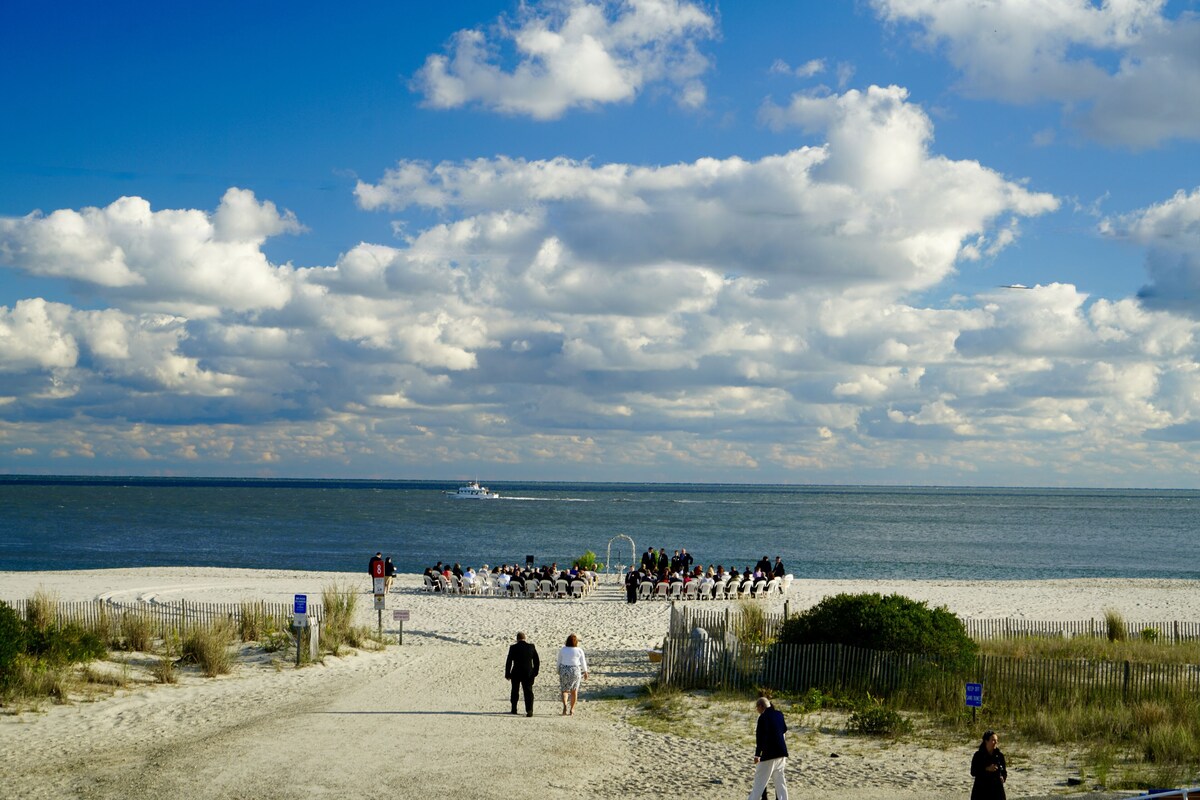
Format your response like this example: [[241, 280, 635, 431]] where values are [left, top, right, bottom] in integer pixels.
[[373, 580, 386, 636]]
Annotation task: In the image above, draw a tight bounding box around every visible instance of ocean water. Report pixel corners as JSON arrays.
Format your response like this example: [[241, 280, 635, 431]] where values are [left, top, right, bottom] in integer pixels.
[[1, 477, 1197, 581]]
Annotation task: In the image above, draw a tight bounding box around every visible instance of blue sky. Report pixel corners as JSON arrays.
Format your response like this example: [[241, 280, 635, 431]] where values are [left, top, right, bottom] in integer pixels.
[[3, 0, 1200, 486]]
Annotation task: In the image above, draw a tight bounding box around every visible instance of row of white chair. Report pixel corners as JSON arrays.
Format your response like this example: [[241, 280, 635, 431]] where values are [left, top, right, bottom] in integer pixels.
[[637, 575, 792, 601], [421, 574, 595, 598]]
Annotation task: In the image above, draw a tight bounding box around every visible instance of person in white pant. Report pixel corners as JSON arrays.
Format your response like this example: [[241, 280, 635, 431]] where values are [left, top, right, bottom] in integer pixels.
[[746, 696, 789, 800]]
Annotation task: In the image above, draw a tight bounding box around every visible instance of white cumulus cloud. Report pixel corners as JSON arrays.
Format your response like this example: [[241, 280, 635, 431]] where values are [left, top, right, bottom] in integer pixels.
[[0, 188, 301, 318], [872, 0, 1200, 147], [412, 0, 717, 119]]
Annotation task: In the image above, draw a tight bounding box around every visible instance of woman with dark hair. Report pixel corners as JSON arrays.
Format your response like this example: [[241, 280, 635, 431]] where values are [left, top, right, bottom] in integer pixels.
[[970, 730, 1007, 799], [556, 633, 588, 715]]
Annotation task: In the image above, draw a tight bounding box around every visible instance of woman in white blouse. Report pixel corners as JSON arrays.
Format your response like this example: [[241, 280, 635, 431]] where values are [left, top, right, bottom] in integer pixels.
[[557, 633, 589, 715]]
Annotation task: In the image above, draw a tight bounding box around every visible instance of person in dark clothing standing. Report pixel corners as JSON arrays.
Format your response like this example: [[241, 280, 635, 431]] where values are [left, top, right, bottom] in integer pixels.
[[772, 556, 786, 578], [625, 567, 640, 603], [746, 697, 789, 800], [680, 548, 694, 573], [504, 632, 540, 717], [383, 557, 397, 592], [970, 730, 1007, 799]]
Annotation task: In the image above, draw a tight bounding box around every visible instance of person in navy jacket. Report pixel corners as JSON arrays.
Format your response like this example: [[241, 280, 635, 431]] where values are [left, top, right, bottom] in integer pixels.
[[746, 696, 789, 800]]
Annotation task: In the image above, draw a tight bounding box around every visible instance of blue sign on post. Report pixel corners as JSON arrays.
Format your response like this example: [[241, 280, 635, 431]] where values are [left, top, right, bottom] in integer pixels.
[[294, 594, 307, 614], [965, 682, 983, 708]]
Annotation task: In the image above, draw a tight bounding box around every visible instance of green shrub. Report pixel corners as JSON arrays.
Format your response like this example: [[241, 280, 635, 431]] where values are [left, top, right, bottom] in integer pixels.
[[261, 630, 291, 653], [1139, 627, 1160, 643], [24, 624, 106, 666], [778, 593, 977, 671], [848, 696, 913, 736], [572, 550, 603, 571], [0, 602, 26, 686]]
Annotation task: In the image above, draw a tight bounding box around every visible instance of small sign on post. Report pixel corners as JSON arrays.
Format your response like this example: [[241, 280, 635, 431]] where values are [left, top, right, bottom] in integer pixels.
[[965, 682, 983, 722], [293, 594, 308, 667], [393, 609, 410, 645]]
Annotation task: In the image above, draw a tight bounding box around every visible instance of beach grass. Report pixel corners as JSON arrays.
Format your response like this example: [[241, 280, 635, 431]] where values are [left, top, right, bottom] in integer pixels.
[[978, 633, 1200, 664], [119, 610, 154, 652], [181, 621, 235, 677], [320, 582, 381, 655], [26, 588, 58, 632], [152, 655, 178, 684]]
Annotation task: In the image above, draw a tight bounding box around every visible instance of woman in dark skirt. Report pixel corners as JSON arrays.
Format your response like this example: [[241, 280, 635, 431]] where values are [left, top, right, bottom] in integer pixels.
[[970, 730, 1007, 799]]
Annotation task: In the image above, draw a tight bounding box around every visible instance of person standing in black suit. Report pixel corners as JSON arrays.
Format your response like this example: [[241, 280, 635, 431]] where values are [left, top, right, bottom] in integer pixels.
[[625, 567, 640, 603], [505, 631, 540, 717]]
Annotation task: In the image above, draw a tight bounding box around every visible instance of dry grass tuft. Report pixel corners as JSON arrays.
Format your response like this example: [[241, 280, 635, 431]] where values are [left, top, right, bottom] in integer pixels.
[[26, 588, 59, 632], [182, 622, 235, 677]]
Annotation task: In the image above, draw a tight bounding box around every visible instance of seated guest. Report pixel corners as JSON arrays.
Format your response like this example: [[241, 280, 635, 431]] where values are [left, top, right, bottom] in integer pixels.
[[423, 567, 440, 591]]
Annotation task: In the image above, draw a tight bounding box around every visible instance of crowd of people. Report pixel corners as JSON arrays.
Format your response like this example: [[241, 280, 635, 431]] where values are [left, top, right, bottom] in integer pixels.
[[623, 549, 789, 603], [419, 561, 600, 595]]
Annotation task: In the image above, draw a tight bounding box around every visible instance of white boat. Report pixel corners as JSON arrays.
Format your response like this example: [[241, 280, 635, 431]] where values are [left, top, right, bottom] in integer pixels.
[[446, 481, 500, 499]]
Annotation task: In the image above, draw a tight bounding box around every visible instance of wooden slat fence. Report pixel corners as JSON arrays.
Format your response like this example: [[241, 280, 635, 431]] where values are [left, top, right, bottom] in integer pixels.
[[961, 618, 1200, 642], [669, 603, 1200, 644], [659, 639, 1200, 703], [4, 598, 320, 642], [663, 603, 1200, 702]]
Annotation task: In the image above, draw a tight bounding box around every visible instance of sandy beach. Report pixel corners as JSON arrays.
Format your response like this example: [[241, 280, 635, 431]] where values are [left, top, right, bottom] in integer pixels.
[[3, 568, 1197, 800]]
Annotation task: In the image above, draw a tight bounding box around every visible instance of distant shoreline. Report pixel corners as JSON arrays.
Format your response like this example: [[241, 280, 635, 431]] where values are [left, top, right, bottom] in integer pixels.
[[4, 473, 1199, 492]]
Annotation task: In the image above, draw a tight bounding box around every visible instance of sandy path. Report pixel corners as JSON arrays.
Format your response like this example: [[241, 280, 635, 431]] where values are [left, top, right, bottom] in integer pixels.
[[4, 643, 628, 800]]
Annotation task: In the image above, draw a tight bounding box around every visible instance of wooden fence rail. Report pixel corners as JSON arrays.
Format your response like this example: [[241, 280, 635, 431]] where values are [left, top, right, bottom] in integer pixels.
[[5, 598, 322, 642], [659, 638, 1200, 701], [662, 604, 1200, 701], [669, 604, 1200, 644]]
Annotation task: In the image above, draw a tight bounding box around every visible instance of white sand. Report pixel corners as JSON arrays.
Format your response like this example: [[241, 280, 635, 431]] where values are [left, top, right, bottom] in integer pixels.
[[2, 568, 1196, 800]]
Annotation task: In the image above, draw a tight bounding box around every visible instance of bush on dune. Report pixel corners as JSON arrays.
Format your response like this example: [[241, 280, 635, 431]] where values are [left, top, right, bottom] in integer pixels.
[[778, 592, 977, 671]]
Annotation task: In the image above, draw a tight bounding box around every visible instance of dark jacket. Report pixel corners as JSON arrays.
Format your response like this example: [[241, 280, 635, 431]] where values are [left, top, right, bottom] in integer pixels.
[[505, 640, 540, 682], [754, 707, 788, 761], [970, 747, 1007, 800]]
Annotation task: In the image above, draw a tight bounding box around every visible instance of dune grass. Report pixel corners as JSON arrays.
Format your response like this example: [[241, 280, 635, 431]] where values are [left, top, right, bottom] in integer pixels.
[[181, 621, 235, 677], [320, 582, 382, 655]]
